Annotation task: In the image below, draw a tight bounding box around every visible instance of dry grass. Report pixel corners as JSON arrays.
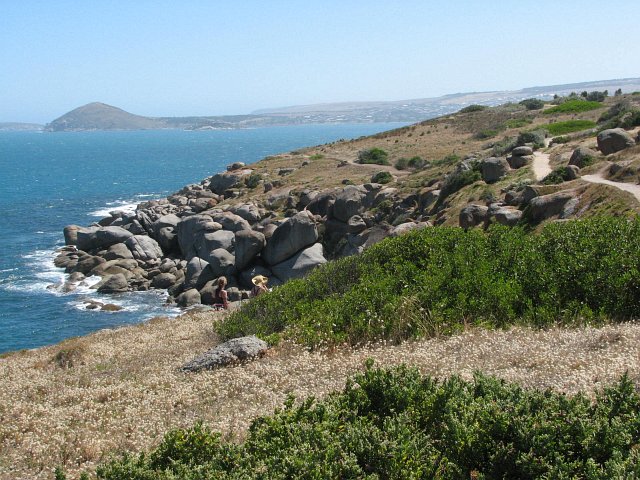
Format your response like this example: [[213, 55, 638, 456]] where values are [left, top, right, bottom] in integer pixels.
[[2, 311, 640, 479]]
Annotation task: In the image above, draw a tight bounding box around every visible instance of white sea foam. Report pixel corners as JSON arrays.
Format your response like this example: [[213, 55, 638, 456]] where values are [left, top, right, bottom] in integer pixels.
[[88, 193, 165, 218]]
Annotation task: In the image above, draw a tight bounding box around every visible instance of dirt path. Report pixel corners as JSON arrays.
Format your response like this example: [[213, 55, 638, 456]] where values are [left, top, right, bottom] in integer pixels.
[[532, 150, 552, 181], [2, 312, 640, 479], [532, 146, 640, 201], [581, 170, 640, 202]]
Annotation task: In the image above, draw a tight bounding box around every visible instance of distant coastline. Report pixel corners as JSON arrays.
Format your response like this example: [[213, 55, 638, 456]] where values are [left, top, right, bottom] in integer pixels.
[[5, 77, 638, 132]]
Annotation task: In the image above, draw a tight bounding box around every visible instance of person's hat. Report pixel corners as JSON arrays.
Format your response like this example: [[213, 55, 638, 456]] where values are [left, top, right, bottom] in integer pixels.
[[252, 275, 268, 286]]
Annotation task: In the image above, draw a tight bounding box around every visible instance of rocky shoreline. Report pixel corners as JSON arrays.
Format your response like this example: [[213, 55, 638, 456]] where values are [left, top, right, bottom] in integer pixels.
[[53, 160, 428, 309]]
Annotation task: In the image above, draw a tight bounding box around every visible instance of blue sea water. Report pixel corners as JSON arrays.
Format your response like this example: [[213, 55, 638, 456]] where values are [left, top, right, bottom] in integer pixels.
[[0, 124, 404, 354]]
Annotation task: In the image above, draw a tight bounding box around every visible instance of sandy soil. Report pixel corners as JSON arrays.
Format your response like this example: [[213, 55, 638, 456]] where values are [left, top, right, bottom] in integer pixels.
[[2, 311, 640, 479], [581, 170, 640, 202]]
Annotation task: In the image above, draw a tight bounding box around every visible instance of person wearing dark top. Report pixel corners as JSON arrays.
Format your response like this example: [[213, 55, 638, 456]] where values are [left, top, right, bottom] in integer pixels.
[[214, 276, 229, 310]]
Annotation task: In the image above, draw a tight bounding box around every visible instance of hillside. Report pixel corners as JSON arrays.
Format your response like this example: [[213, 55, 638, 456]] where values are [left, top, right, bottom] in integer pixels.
[[42, 77, 640, 131], [44, 103, 166, 131]]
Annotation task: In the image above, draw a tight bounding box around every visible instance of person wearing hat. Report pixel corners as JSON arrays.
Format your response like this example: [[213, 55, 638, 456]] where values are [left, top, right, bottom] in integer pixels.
[[251, 275, 269, 297]]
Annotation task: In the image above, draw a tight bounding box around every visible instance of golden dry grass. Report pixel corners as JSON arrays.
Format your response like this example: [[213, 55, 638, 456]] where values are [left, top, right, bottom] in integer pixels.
[[2, 310, 640, 479]]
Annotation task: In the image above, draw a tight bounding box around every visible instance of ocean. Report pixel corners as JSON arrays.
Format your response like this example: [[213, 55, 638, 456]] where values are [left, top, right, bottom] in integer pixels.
[[0, 124, 404, 354]]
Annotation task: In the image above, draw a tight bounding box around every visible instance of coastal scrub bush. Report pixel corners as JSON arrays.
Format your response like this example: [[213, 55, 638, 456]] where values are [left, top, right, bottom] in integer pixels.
[[357, 147, 390, 165], [544, 100, 602, 114], [395, 156, 426, 170], [459, 104, 488, 113], [218, 217, 640, 347], [438, 168, 481, 201], [244, 173, 262, 189], [503, 118, 533, 129], [544, 119, 596, 136], [371, 171, 393, 184], [95, 367, 640, 479], [542, 166, 572, 185], [516, 129, 546, 148], [519, 98, 545, 110]]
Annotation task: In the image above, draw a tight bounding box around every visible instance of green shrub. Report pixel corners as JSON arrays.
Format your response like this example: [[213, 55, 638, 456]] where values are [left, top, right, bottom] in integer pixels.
[[95, 367, 640, 479], [544, 120, 597, 136], [309, 153, 324, 160], [218, 217, 640, 347], [550, 135, 570, 145], [475, 129, 499, 139], [519, 98, 545, 110], [371, 171, 393, 184], [395, 157, 409, 170], [244, 173, 262, 189], [542, 166, 571, 185], [357, 147, 390, 165], [491, 136, 518, 156], [459, 104, 488, 113], [544, 100, 603, 114], [439, 168, 481, 200], [504, 118, 533, 128], [517, 129, 546, 148]]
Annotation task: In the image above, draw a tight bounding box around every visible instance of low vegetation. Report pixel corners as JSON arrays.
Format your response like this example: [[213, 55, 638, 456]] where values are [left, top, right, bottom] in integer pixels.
[[218, 217, 640, 347], [94, 365, 640, 479], [519, 98, 545, 110], [357, 147, 390, 165], [459, 104, 488, 113], [544, 100, 603, 114], [544, 119, 596, 136]]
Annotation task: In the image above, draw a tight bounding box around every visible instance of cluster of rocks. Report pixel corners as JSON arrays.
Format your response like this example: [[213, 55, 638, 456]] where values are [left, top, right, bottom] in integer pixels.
[[54, 162, 436, 308]]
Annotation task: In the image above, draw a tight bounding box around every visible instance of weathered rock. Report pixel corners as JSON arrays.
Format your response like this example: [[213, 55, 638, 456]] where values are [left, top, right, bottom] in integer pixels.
[[507, 155, 533, 169], [262, 211, 318, 266], [459, 205, 489, 229], [306, 191, 336, 217], [564, 165, 580, 180], [200, 230, 236, 255], [597, 128, 635, 155], [206, 248, 236, 277], [184, 257, 216, 290], [492, 207, 523, 226], [271, 243, 327, 282], [234, 230, 266, 270], [228, 204, 263, 224], [521, 186, 540, 204], [91, 259, 138, 277], [347, 215, 368, 234], [125, 235, 163, 261], [176, 215, 221, 260], [391, 221, 431, 237], [151, 272, 177, 289], [569, 146, 598, 168], [63, 225, 92, 246], [529, 191, 577, 222], [481, 157, 510, 183], [210, 211, 251, 232], [104, 243, 134, 260], [209, 171, 245, 195], [77, 226, 134, 252], [176, 288, 201, 307], [181, 336, 268, 372], [512, 146, 533, 156], [332, 185, 367, 222], [419, 188, 440, 212], [97, 273, 129, 293], [74, 255, 106, 274]]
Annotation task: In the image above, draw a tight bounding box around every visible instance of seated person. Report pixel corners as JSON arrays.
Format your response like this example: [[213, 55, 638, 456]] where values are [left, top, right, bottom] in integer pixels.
[[251, 275, 269, 297], [213, 276, 229, 310]]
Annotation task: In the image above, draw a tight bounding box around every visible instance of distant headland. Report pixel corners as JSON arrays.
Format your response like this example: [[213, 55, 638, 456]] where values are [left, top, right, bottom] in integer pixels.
[[3, 77, 640, 132]]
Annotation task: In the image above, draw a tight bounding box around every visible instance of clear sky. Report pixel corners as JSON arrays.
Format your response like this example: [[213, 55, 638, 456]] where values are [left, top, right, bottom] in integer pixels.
[[2, 0, 639, 123]]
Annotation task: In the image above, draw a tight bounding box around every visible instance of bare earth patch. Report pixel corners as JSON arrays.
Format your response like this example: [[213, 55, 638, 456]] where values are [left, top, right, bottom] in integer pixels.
[[2, 311, 640, 479]]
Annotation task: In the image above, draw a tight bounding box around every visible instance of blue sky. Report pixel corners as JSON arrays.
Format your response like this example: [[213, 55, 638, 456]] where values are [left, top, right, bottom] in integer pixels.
[[2, 0, 639, 123]]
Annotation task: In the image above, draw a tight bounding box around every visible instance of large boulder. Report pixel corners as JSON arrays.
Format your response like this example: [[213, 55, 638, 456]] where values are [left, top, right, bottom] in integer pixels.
[[597, 128, 635, 155], [151, 272, 177, 289], [184, 257, 216, 290], [63, 225, 95, 246], [566, 147, 596, 169], [262, 211, 318, 266], [507, 155, 533, 169], [529, 191, 577, 222], [271, 243, 327, 282], [176, 215, 221, 260], [209, 171, 246, 195], [306, 191, 336, 217], [181, 336, 268, 372], [206, 248, 236, 277], [176, 288, 201, 308], [73, 255, 106, 274], [150, 214, 181, 252], [96, 273, 129, 293], [77, 226, 133, 252], [234, 230, 266, 270], [332, 185, 368, 222], [125, 235, 163, 261], [200, 229, 236, 254], [391, 222, 431, 237], [492, 206, 523, 226], [481, 157, 510, 183], [103, 242, 134, 260], [210, 212, 251, 232], [227, 204, 263, 224], [459, 205, 489, 229]]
